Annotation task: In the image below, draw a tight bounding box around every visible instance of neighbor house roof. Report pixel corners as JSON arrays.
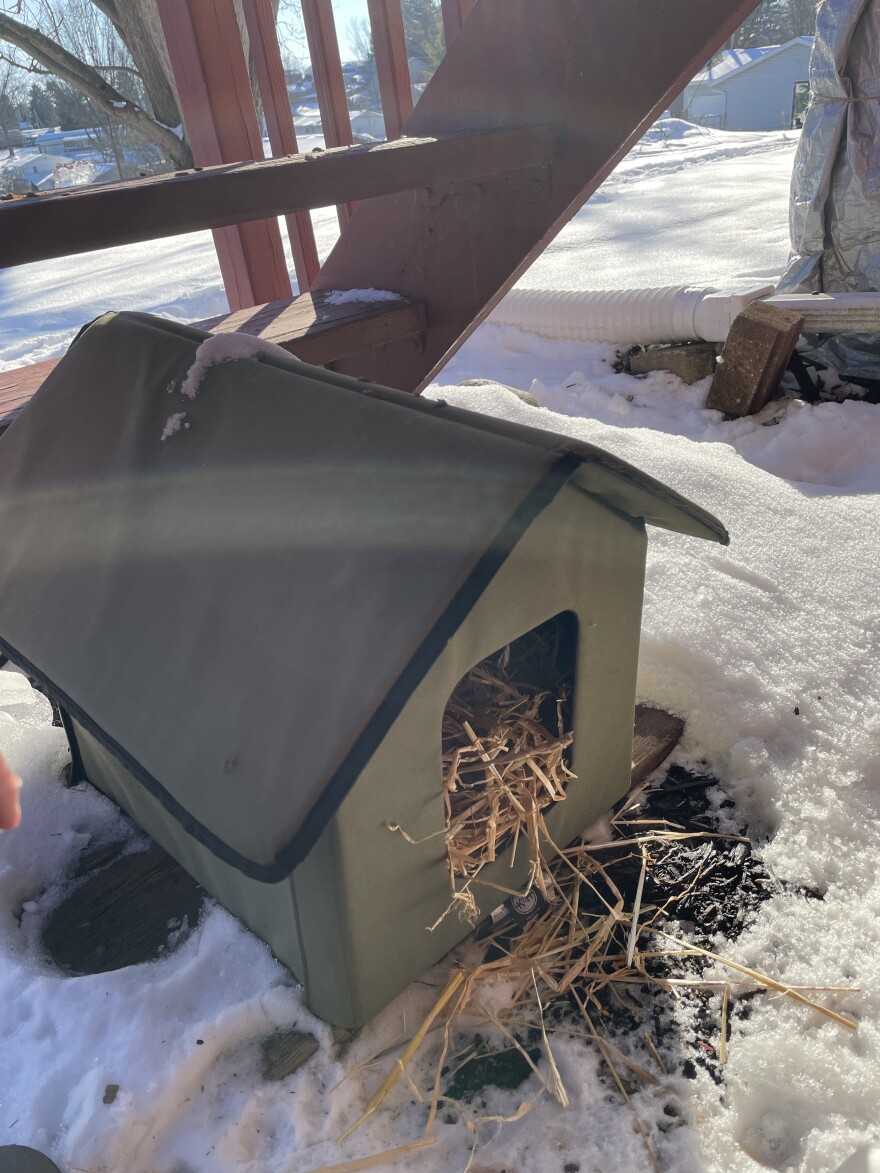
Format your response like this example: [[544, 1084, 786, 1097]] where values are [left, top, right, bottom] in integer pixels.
[[692, 37, 813, 87], [0, 312, 726, 881], [0, 149, 71, 174]]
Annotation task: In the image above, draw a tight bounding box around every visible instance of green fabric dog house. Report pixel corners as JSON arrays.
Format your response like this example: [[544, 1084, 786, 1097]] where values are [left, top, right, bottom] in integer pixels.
[[0, 312, 727, 1026]]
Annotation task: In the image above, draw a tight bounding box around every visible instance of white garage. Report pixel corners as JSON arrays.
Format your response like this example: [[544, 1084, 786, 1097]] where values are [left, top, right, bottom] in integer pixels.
[[681, 37, 813, 131]]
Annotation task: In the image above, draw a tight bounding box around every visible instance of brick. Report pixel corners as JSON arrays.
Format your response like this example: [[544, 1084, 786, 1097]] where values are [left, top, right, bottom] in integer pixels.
[[706, 301, 804, 416]]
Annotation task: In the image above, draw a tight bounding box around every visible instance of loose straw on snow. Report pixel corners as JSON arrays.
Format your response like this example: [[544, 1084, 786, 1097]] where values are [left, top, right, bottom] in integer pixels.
[[364, 623, 858, 1167]]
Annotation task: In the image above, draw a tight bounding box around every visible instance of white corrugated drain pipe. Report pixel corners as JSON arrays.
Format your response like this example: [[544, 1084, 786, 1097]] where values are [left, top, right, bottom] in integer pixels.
[[488, 285, 775, 345]]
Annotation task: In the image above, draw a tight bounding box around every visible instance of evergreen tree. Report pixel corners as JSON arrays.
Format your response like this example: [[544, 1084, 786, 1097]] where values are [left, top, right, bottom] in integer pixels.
[[401, 0, 444, 72], [28, 83, 57, 129], [46, 77, 98, 131]]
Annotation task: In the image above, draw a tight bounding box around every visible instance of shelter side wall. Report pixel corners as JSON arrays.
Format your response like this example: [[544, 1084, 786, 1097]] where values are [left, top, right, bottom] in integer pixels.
[[719, 45, 811, 129], [294, 484, 648, 1026], [72, 722, 307, 981]]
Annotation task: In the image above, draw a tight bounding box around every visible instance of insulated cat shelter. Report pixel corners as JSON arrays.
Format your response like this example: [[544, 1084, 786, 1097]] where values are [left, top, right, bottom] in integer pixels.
[[0, 311, 726, 1025]]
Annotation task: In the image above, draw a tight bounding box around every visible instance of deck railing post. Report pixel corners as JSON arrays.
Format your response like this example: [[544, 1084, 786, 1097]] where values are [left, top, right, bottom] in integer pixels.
[[300, 0, 356, 228], [242, 0, 321, 290], [156, 0, 292, 310], [441, 0, 477, 50], [366, 0, 414, 140]]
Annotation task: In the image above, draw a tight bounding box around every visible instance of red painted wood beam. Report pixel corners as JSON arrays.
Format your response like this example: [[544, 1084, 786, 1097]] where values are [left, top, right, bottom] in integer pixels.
[[441, 0, 477, 51], [366, 0, 413, 140], [312, 0, 764, 393], [156, 0, 292, 310], [300, 0, 355, 228], [242, 0, 320, 291]]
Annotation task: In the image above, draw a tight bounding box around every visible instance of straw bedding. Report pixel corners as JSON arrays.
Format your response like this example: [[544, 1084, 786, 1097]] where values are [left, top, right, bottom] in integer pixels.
[[441, 614, 575, 887]]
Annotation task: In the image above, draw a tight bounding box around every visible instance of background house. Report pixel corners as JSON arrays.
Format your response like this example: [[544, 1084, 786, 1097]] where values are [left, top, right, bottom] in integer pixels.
[[680, 37, 813, 129], [0, 147, 71, 193], [348, 109, 386, 139], [29, 127, 99, 158]]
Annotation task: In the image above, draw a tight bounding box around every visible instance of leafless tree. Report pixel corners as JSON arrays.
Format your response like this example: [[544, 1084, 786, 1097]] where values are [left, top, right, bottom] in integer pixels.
[[725, 0, 819, 49], [0, 0, 192, 166]]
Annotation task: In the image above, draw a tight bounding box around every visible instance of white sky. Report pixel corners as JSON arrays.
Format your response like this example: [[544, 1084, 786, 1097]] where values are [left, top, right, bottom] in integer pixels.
[[331, 0, 370, 59], [278, 0, 370, 64]]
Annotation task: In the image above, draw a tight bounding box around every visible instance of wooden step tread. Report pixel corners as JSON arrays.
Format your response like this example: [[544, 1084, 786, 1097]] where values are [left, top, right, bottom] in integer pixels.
[[0, 291, 425, 432], [196, 289, 425, 365], [0, 358, 60, 429]]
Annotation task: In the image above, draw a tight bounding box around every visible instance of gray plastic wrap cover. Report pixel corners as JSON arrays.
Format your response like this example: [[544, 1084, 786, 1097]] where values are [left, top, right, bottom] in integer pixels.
[[780, 0, 880, 295]]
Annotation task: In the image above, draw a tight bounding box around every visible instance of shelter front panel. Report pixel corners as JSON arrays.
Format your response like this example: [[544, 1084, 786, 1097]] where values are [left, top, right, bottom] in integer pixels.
[[293, 484, 647, 1025]]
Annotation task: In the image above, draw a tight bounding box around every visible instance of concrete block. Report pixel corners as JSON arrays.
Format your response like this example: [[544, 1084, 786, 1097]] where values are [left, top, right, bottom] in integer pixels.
[[706, 301, 804, 416], [628, 342, 717, 384]]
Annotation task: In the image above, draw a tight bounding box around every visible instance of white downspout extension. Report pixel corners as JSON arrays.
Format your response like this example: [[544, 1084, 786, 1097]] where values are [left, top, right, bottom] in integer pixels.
[[487, 286, 774, 345], [487, 286, 880, 346]]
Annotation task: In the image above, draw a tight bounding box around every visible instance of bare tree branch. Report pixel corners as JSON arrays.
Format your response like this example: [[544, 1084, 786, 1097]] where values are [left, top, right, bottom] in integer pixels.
[[0, 45, 47, 72], [92, 62, 140, 75], [89, 0, 121, 30], [0, 8, 191, 165]]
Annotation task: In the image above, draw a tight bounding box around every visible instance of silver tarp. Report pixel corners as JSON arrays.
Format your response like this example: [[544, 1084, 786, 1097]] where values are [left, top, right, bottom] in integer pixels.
[[779, 0, 880, 378], [780, 0, 880, 294]]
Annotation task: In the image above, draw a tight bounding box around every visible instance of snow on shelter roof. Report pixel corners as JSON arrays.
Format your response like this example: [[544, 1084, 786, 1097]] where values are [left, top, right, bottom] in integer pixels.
[[0, 312, 726, 880], [692, 37, 812, 86]]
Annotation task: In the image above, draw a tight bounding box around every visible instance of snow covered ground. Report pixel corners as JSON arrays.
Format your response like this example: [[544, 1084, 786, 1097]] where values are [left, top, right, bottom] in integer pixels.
[[3, 126, 880, 1173]]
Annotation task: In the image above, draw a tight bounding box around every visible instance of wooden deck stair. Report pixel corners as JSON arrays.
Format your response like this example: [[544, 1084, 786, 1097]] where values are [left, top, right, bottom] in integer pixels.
[[0, 290, 425, 434], [0, 359, 61, 431]]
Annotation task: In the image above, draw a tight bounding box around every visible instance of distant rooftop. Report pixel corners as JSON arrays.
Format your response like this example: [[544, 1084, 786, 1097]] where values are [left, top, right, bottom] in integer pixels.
[[692, 37, 813, 84]]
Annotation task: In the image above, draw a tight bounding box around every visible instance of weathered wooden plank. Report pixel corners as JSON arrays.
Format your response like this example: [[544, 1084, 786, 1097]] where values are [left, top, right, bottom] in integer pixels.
[[198, 292, 426, 363], [260, 1029, 320, 1080], [631, 704, 685, 785], [367, 0, 414, 140], [242, 0, 321, 291], [156, 0, 292, 310], [0, 359, 60, 432], [311, 0, 763, 392], [0, 128, 556, 269], [41, 845, 205, 975], [706, 301, 804, 416], [300, 0, 356, 227]]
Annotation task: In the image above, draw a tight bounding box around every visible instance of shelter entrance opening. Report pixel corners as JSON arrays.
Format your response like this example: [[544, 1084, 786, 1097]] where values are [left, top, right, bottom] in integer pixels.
[[440, 612, 578, 883]]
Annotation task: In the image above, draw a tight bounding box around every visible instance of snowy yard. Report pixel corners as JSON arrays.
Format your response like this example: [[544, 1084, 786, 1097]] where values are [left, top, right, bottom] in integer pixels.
[[2, 125, 880, 1173]]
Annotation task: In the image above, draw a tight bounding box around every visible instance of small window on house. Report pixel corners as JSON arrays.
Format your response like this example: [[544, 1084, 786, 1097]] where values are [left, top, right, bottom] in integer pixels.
[[442, 611, 578, 885]]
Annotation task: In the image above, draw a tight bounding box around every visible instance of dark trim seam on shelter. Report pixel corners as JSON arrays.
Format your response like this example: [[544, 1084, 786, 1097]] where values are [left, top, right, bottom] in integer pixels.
[[0, 452, 581, 883], [57, 705, 87, 786]]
